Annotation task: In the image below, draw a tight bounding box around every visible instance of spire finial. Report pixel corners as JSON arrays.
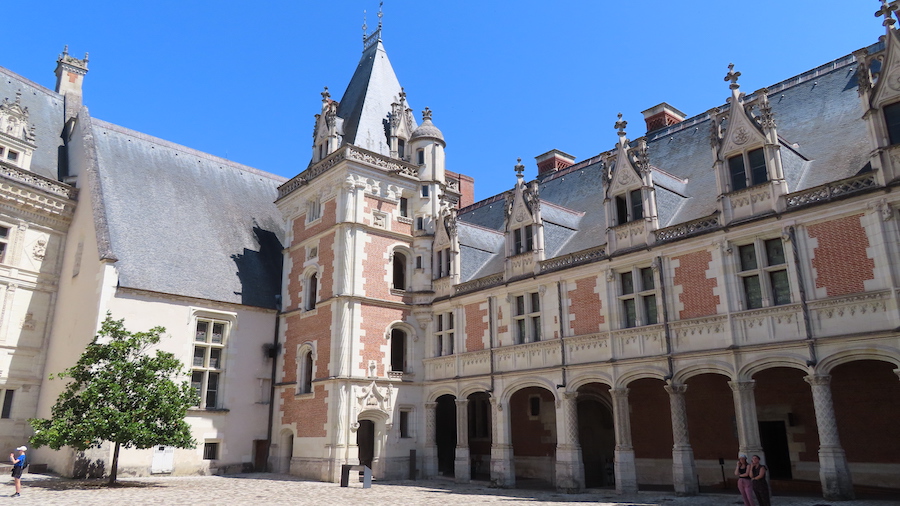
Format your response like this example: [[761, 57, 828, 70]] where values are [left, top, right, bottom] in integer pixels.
[[321, 86, 331, 102], [876, 0, 898, 28], [615, 112, 627, 137], [62, 45, 69, 56], [514, 158, 525, 178], [377, 1, 383, 29], [362, 9, 368, 43], [422, 107, 432, 121], [725, 63, 741, 90]]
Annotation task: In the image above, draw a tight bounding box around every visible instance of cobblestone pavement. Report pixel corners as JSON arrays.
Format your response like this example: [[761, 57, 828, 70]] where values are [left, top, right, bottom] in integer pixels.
[[2, 473, 899, 505]]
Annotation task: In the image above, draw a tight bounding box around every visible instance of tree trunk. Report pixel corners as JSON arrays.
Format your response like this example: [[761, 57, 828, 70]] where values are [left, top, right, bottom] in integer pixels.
[[109, 441, 120, 485]]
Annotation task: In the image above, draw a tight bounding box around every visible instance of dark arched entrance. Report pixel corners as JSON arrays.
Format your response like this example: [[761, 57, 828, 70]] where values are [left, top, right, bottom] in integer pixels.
[[435, 394, 457, 476], [357, 420, 375, 468], [509, 386, 557, 487], [467, 391, 492, 480], [576, 384, 615, 488]]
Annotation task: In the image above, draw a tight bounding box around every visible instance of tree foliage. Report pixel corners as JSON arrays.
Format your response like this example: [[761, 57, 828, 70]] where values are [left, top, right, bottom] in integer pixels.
[[30, 314, 197, 484]]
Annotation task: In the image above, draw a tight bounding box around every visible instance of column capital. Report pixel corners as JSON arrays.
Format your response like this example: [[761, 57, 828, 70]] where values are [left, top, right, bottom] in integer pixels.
[[424, 401, 437, 409], [728, 380, 756, 392], [804, 374, 831, 387], [664, 383, 688, 395], [561, 391, 578, 401], [893, 368, 900, 381], [455, 398, 469, 407], [610, 387, 630, 399]]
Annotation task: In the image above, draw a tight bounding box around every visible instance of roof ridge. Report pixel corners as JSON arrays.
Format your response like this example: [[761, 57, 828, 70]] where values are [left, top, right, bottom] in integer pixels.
[[0, 66, 60, 99], [91, 119, 287, 183]]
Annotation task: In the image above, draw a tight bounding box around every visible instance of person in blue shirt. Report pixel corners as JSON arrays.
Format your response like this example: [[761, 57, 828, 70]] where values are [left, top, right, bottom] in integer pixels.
[[9, 445, 26, 497]]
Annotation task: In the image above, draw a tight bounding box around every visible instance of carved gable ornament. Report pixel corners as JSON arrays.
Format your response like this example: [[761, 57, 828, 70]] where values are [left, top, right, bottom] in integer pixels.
[[872, 25, 900, 108], [719, 102, 766, 157], [606, 114, 647, 197], [0, 93, 35, 143], [353, 381, 394, 425]]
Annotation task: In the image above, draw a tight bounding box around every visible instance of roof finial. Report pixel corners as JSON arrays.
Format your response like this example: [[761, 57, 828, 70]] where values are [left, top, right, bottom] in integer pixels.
[[62, 45, 69, 56], [321, 86, 331, 102], [725, 63, 741, 90], [514, 158, 525, 178], [615, 113, 627, 137], [362, 9, 368, 44], [377, 1, 384, 29], [876, 0, 898, 28], [422, 107, 433, 121]]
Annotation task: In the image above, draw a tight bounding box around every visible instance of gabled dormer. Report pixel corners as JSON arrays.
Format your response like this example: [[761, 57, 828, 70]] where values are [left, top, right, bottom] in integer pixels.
[[504, 159, 544, 279], [605, 114, 658, 252], [860, 2, 900, 183], [711, 64, 787, 223], [311, 87, 342, 164], [388, 89, 415, 161], [0, 92, 37, 171], [431, 199, 459, 295]]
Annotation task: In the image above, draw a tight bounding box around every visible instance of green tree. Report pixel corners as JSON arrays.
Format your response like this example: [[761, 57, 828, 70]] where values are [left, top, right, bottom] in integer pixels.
[[29, 314, 197, 485]]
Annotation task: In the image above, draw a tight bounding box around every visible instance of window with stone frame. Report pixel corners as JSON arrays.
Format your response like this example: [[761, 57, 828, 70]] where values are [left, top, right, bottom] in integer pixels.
[[513, 292, 541, 344], [203, 441, 219, 460], [399, 197, 409, 217], [306, 196, 322, 223], [614, 188, 644, 225], [618, 266, 658, 328], [885, 102, 900, 145], [435, 312, 454, 356], [0, 225, 9, 263], [434, 248, 452, 279], [1, 389, 14, 418], [297, 346, 314, 394], [393, 252, 407, 290], [511, 225, 534, 255], [192, 319, 227, 409], [390, 328, 407, 372], [737, 238, 790, 310], [399, 409, 412, 438], [304, 271, 318, 311], [727, 147, 768, 192]]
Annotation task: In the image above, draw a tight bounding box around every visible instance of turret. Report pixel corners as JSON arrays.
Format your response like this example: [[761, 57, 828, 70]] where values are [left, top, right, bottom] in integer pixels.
[[410, 108, 446, 184], [54, 46, 89, 122]]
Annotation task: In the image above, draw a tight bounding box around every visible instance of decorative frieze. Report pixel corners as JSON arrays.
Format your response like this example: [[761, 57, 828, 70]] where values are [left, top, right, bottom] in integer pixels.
[[539, 245, 606, 274], [785, 173, 878, 209], [655, 214, 720, 243]]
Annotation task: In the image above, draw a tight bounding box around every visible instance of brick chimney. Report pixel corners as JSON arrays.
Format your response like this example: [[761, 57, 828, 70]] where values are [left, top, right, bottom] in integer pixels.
[[54, 46, 89, 123], [641, 102, 686, 133], [535, 149, 576, 175]]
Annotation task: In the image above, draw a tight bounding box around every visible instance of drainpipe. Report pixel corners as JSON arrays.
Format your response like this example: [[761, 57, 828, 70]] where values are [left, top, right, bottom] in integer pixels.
[[787, 226, 817, 366], [488, 297, 495, 394], [557, 281, 567, 388], [265, 295, 282, 471], [657, 256, 675, 381]]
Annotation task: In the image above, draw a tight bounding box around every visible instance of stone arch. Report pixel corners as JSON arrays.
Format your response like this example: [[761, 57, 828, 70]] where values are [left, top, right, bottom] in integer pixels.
[[388, 244, 413, 291], [277, 428, 295, 474], [815, 347, 900, 375], [385, 321, 415, 374], [672, 361, 735, 383], [567, 371, 614, 392], [459, 382, 492, 399], [740, 354, 810, 381], [301, 265, 321, 311], [500, 376, 559, 404], [426, 386, 458, 403], [615, 365, 668, 388]]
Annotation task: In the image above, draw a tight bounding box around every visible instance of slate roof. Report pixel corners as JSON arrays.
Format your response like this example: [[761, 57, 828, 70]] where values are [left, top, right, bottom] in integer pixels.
[[89, 119, 286, 309], [336, 37, 415, 157], [455, 42, 879, 281], [0, 67, 66, 180]]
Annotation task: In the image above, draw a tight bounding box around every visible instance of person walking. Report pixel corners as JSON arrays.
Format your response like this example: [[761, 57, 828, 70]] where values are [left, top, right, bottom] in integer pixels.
[[734, 453, 754, 506], [9, 445, 26, 498], [750, 454, 771, 506]]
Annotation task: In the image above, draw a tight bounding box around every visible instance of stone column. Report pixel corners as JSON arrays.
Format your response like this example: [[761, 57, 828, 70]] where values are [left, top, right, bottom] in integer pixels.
[[423, 402, 438, 478], [554, 391, 584, 492], [489, 397, 515, 488], [610, 388, 638, 493], [804, 374, 854, 500], [665, 383, 698, 496], [454, 398, 471, 482], [728, 380, 764, 458]]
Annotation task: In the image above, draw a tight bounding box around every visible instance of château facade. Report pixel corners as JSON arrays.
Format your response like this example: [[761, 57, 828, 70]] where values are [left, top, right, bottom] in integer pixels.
[[0, 5, 897, 503]]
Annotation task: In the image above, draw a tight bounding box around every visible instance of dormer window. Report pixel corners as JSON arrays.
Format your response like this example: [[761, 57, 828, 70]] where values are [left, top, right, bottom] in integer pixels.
[[398, 140, 406, 159], [434, 248, 451, 279], [615, 189, 644, 225], [728, 147, 767, 191], [512, 226, 533, 255], [884, 102, 900, 145]]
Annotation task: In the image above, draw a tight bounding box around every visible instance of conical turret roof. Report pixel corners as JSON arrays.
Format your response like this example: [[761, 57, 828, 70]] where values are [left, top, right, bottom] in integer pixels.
[[336, 36, 415, 156]]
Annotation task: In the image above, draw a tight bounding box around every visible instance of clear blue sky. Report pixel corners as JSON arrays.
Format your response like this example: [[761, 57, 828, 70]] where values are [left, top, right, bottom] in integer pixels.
[[1, 1, 882, 202]]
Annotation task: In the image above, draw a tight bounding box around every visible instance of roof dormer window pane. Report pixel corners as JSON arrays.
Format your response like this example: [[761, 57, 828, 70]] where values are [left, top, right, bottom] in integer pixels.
[[885, 102, 900, 145], [748, 148, 767, 186], [728, 154, 747, 191]]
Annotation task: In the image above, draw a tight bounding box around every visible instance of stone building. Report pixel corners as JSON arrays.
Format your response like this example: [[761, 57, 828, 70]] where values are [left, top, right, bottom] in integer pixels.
[[0, 4, 897, 503], [273, 9, 900, 502]]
